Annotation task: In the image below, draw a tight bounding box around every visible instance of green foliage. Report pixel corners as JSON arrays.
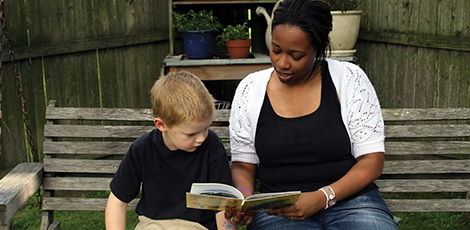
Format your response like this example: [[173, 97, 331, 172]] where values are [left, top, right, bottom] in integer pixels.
[[324, 0, 362, 12], [216, 22, 250, 46], [173, 9, 223, 32]]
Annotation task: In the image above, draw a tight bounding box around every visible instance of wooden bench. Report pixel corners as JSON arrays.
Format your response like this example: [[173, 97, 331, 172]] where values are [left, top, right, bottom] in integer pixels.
[[1, 101, 470, 229]]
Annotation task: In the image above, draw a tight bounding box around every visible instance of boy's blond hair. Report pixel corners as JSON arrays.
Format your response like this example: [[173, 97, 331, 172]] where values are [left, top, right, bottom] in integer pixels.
[[151, 70, 215, 127]]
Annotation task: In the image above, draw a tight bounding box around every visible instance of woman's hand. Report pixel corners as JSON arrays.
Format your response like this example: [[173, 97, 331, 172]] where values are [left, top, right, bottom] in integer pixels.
[[224, 207, 254, 226], [266, 191, 326, 220], [265, 152, 385, 220]]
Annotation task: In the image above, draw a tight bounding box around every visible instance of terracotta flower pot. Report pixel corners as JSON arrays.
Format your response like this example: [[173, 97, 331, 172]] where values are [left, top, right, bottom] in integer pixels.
[[225, 39, 252, 59]]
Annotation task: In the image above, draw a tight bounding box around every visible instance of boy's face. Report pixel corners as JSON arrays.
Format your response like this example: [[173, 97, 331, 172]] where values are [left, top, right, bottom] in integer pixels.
[[155, 115, 213, 152]]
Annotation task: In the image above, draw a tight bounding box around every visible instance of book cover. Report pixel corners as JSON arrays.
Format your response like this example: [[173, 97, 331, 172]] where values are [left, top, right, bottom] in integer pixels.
[[186, 183, 301, 212]]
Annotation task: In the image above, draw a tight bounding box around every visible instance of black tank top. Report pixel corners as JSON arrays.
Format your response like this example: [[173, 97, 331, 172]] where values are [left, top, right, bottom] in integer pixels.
[[255, 61, 376, 197]]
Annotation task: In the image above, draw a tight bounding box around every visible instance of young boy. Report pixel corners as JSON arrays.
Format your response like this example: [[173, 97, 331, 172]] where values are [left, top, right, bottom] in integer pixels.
[[105, 71, 234, 230]]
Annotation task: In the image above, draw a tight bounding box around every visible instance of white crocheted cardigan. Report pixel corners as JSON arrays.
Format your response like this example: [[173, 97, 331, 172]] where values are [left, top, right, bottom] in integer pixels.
[[229, 58, 385, 164]]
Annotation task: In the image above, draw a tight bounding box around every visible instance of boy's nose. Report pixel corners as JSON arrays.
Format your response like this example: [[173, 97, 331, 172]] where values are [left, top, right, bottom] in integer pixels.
[[195, 133, 205, 144]]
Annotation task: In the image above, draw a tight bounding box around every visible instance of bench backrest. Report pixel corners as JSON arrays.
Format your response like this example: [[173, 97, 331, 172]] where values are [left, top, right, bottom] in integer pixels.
[[43, 102, 470, 217]]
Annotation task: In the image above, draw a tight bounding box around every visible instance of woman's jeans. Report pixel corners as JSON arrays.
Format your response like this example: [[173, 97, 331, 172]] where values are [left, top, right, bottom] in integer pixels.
[[247, 189, 398, 230]]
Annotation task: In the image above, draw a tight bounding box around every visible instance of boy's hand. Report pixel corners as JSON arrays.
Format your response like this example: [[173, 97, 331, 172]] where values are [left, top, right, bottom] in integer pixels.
[[224, 207, 253, 226]]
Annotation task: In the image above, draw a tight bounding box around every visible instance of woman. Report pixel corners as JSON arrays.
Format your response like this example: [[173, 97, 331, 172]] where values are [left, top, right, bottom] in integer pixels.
[[224, 0, 398, 229]]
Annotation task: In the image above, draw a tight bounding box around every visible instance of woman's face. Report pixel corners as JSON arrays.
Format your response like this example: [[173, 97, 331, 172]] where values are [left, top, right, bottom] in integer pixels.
[[270, 24, 317, 84]]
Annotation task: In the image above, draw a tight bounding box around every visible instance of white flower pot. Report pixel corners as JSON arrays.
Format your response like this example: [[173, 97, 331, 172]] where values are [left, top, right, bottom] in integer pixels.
[[329, 10, 362, 57]]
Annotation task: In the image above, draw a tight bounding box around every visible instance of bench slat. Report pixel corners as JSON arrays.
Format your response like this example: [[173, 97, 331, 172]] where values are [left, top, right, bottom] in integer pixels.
[[41, 197, 470, 213], [385, 124, 470, 138], [42, 177, 470, 193], [43, 177, 111, 191], [385, 141, 470, 155], [42, 197, 138, 211], [44, 124, 470, 140], [46, 107, 231, 122], [44, 142, 131, 155], [46, 107, 470, 122], [44, 125, 154, 139], [43, 159, 120, 174], [44, 125, 230, 139], [376, 179, 470, 193], [385, 199, 470, 212], [381, 108, 470, 121], [383, 160, 470, 174], [43, 158, 470, 175], [44, 141, 230, 156]]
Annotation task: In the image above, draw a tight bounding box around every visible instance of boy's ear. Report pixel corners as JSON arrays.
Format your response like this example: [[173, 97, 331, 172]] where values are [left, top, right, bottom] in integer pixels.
[[154, 118, 167, 132]]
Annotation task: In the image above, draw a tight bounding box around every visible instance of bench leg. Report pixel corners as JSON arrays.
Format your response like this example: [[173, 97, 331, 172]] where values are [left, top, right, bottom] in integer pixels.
[[0, 220, 12, 230], [47, 221, 60, 230], [41, 210, 54, 230], [466, 192, 470, 221], [40, 190, 55, 230]]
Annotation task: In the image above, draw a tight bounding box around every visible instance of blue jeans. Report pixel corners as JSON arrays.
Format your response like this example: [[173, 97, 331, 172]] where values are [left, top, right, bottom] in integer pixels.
[[247, 189, 398, 230]]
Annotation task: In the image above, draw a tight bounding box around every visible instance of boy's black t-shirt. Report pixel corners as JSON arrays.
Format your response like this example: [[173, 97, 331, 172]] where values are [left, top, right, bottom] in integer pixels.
[[110, 128, 232, 230]]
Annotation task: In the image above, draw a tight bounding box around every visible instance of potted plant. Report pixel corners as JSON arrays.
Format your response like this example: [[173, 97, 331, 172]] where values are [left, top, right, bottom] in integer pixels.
[[256, 0, 362, 57], [216, 22, 252, 59], [324, 0, 363, 56], [173, 9, 223, 59]]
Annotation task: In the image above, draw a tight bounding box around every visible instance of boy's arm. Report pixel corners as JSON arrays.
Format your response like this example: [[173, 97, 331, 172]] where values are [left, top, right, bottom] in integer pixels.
[[105, 192, 128, 230], [216, 211, 236, 230]]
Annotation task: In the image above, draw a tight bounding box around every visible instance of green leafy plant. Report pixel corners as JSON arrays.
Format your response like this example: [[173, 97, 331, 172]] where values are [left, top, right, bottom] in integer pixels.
[[173, 9, 223, 32], [216, 22, 250, 46], [324, 0, 362, 12]]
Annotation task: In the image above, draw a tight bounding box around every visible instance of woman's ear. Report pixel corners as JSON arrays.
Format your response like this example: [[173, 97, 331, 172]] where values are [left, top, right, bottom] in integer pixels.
[[154, 118, 167, 132]]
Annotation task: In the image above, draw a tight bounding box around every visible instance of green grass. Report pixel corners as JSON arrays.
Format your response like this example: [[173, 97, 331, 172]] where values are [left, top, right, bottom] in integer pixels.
[[13, 191, 470, 230], [13, 190, 139, 230], [382, 192, 470, 230]]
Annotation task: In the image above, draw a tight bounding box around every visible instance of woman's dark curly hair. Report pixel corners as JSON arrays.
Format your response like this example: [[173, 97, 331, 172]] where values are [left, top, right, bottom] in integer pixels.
[[271, 0, 332, 71]]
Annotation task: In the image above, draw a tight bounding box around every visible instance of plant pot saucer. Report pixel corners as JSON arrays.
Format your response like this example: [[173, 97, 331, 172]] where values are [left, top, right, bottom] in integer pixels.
[[328, 49, 357, 57]]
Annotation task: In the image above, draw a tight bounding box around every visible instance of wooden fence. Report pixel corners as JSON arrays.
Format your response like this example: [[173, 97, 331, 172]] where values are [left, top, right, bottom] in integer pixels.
[[1, 0, 170, 170], [356, 0, 470, 108], [1, 0, 469, 171]]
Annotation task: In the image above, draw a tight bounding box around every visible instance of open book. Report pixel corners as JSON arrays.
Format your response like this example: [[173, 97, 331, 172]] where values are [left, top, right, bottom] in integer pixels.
[[186, 183, 301, 212]]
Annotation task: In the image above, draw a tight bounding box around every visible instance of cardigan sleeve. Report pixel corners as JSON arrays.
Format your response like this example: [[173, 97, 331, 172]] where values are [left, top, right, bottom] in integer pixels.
[[341, 62, 385, 158], [229, 68, 272, 164], [229, 73, 260, 164]]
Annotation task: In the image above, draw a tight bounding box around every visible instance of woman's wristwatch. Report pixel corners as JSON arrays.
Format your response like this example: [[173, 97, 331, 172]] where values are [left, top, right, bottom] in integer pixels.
[[319, 186, 336, 209]]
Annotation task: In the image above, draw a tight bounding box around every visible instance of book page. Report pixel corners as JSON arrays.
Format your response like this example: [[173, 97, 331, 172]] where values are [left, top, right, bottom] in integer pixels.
[[246, 191, 301, 200], [242, 191, 301, 212], [189, 183, 244, 199]]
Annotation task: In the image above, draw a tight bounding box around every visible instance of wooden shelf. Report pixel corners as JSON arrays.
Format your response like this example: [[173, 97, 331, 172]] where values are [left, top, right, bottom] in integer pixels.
[[162, 53, 271, 80], [164, 53, 270, 67], [173, 0, 279, 6], [162, 53, 357, 80]]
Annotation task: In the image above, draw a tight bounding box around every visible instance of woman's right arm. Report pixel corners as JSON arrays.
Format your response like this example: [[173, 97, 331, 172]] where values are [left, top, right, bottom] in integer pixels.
[[224, 161, 257, 225], [232, 161, 257, 197]]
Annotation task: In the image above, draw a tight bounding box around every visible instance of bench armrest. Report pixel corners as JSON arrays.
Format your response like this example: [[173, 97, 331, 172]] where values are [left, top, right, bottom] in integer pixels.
[[0, 163, 43, 226]]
